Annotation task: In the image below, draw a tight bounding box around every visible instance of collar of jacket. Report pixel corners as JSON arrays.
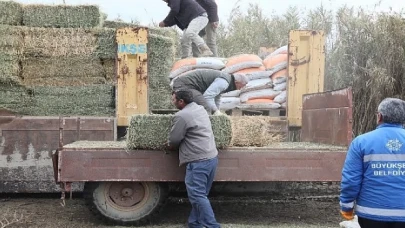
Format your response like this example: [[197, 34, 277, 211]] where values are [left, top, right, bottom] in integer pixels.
[[377, 123, 404, 129]]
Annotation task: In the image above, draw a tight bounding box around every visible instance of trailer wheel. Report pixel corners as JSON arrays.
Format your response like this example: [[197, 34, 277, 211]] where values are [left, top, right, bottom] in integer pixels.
[[84, 182, 168, 226]]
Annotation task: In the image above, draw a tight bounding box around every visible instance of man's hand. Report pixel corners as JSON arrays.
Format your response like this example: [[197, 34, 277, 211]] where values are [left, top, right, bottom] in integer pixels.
[[340, 210, 354, 220], [159, 21, 165, 27], [211, 21, 219, 28]]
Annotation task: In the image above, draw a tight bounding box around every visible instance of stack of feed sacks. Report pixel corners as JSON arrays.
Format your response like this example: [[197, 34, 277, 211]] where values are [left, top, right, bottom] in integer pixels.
[[220, 54, 281, 111], [169, 57, 226, 81], [263, 46, 288, 109]]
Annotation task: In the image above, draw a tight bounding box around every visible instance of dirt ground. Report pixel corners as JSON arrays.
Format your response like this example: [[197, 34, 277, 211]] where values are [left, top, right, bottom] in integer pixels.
[[0, 194, 343, 228]]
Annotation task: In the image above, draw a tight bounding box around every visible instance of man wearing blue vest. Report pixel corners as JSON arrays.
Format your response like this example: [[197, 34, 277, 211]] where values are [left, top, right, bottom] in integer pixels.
[[340, 98, 405, 227]]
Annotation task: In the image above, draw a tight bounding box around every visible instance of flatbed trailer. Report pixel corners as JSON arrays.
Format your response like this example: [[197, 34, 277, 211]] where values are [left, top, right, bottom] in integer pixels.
[[52, 87, 353, 225]]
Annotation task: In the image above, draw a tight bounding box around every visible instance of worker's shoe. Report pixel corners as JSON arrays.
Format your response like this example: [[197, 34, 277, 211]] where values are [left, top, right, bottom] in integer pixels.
[[198, 44, 214, 57]]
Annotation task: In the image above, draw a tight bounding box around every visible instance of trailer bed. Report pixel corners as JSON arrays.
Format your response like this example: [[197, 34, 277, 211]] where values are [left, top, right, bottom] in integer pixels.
[[55, 141, 347, 183]]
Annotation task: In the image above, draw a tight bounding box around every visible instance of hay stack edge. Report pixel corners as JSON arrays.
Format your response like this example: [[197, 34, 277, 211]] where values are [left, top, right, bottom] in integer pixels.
[[127, 115, 232, 150]]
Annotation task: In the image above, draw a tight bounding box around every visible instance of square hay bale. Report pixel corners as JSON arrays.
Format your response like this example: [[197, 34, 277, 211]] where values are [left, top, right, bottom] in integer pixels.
[[23, 4, 100, 28], [102, 59, 115, 82], [127, 114, 232, 150], [103, 20, 139, 29], [22, 27, 97, 57], [0, 60, 21, 85], [0, 85, 33, 113], [0, 25, 23, 55], [148, 34, 175, 110], [93, 28, 116, 59], [0, 1, 23, 25], [27, 85, 115, 116], [22, 57, 105, 79], [230, 116, 287, 147], [23, 77, 106, 86]]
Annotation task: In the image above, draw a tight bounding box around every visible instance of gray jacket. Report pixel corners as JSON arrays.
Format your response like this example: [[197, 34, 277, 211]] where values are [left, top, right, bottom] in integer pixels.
[[168, 102, 218, 166]]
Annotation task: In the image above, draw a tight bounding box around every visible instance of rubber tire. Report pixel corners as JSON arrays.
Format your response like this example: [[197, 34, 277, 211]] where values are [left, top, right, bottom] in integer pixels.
[[84, 182, 168, 226]]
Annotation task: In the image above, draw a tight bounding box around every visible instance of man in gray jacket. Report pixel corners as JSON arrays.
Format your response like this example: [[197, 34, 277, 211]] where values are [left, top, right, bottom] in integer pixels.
[[171, 69, 249, 115], [167, 89, 221, 228]]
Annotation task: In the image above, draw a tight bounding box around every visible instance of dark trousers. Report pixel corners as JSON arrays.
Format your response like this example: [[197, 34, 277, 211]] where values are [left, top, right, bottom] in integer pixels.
[[359, 217, 405, 228], [185, 157, 220, 228]]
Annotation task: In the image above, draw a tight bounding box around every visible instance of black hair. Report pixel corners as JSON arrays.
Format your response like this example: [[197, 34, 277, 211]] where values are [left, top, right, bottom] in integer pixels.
[[172, 89, 194, 104]]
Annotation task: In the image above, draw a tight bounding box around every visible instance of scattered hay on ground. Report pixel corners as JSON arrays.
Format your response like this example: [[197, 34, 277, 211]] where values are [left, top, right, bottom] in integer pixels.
[[22, 27, 97, 57], [127, 114, 232, 150], [0, 1, 23, 25], [22, 57, 104, 79], [148, 34, 175, 110], [230, 116, 286, 147], [22, 4, 100, 28]]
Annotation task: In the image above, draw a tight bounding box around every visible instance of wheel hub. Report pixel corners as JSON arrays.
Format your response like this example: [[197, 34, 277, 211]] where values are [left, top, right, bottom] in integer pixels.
[[108, 183, 145, 208]]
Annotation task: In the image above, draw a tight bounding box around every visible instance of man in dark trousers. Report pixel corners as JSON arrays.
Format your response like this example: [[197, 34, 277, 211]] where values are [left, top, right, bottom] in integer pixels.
[[159, 0, 213, 58], [192, 0, 219, 57], [340, 98, 405, 227], [170, 69, 249, 115], [167, 89, 221, 228]]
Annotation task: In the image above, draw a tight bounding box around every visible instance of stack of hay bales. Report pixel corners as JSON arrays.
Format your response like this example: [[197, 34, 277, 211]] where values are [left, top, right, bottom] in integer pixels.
[[126, 114, 232, 149], [0, 1, 178, 116]]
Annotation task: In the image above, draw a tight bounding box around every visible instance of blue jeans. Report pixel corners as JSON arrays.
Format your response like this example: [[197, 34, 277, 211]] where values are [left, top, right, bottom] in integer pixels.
[[185, 157, 220, 228]]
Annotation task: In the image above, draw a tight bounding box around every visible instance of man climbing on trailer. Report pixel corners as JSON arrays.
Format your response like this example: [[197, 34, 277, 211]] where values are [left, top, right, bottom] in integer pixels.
[[340, 98, 405, 227], [159, 0, 214, 58], [170, 69, 249, 115], [167, 89, 221, 228], [192, 0, 219, 57]]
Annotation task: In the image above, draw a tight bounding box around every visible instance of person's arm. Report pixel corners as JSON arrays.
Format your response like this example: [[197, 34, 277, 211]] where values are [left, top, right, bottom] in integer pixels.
[[339, 138, 363, 220], [203, 78, 229, 112], [168, 114, 187, 149], [161, 0, 180, 27]]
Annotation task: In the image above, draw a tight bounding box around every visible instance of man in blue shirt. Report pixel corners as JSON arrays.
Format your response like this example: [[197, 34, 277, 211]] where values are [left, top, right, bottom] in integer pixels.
[[340, 98, 405, 227]]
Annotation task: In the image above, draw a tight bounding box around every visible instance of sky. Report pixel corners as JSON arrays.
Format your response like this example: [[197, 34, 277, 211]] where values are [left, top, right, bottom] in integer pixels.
[[16, 0, 402, 25]]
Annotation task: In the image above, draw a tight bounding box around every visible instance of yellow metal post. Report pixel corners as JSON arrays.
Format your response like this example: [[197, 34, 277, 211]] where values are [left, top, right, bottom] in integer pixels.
[[287, 30, 325, 127], [116, 27, 149, 126]]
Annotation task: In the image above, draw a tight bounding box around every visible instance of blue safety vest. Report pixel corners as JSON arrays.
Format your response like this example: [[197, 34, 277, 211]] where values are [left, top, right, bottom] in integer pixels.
[[340, 123, 405, 222]]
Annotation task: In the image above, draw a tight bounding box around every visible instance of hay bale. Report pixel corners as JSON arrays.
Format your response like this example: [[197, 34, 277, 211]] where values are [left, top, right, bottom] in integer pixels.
[[102, 59, 115, 82], [22, 27, 97, 57], [0, 85, 33, 114], [0, 1, 23, 25], [103, 20, 139, 29], [230, 116, 286, 147], [0, 60, 21, 85], [0, 25, 23, 56], [23, 4, 100, 28], [127, 114, 232, 150], [27, 85, 115, 116], [22, 57, 104, 79], [94, 28, 116, 59], [23, 77, 106, 86], [148, 34, 175, 110]]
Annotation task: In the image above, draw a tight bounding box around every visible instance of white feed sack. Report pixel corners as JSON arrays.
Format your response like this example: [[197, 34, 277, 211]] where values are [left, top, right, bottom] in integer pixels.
[[273, 76, 287, 84], [339, 216, 360, 228], [222, 90, 241, 97], [274, 91, 287, 103], [267, 61, 288, 75], [238, 102, 281, 110], [241, 78, 273, 93], [240, 89, 281, 103], [269, 45, 288, 57], [169, 57, 225, 79], [274, 82, 287, 91], [219, 97, 241, 111], [222, 61, 263, 74], [241, 71, 272, 80], [281, 102, 286, 109]]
